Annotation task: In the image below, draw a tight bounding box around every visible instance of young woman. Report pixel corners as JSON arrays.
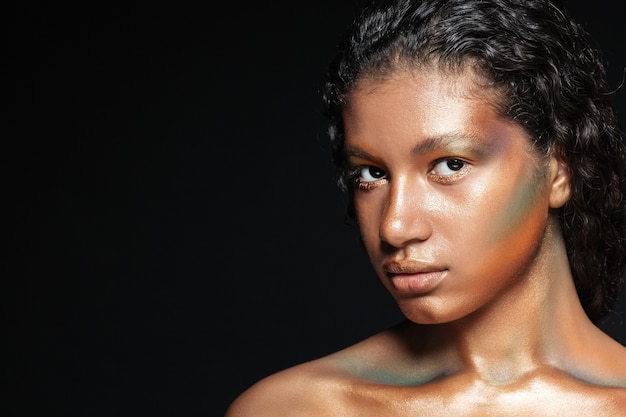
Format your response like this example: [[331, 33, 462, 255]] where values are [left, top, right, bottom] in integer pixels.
[[226, 0, 626, 415]]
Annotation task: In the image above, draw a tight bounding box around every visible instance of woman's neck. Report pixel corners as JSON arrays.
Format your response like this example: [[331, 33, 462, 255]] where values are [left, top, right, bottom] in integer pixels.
[[440, 221, 594, 384]]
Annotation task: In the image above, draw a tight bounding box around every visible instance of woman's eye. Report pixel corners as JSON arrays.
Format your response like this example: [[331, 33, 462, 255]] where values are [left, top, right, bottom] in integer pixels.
[[430, 158, 467, 176], [359, 166, 387, 182]]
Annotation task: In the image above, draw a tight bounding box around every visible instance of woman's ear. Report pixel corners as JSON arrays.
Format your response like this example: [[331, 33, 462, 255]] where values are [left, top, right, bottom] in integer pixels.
[[548, 155, 571, 208]]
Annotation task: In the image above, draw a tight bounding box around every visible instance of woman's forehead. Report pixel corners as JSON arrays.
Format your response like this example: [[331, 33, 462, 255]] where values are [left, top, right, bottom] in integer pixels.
[[347, 66, 503, 110]]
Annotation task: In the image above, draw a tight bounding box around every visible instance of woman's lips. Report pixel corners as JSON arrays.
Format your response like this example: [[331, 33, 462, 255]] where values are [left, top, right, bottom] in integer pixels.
[[390, 270, 447, 294], [384, 260, 448, 294]]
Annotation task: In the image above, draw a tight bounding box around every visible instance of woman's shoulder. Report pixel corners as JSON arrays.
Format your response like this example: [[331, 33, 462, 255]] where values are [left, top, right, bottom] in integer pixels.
[[575, 326, 626, 388], [223, 352, 357, 417], [224, 324, 408, 417]]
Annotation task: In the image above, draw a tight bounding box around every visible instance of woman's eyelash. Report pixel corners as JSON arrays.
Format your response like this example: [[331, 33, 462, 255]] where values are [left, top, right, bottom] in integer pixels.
[[428, 158, 472, 183], [430, 158, 466, 173], [346, 166, 388, 191], [347, 166, 386, 181], [346, 167, 362, 182]]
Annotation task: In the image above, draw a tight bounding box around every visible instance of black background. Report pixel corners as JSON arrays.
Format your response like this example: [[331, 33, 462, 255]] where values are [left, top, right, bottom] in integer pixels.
[[7, 1, 626, 416]]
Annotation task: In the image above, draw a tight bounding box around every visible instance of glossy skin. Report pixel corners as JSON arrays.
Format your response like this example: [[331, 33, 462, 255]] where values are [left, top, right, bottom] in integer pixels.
[[344, 69, 562, 327], [225, 69, 626, 416]]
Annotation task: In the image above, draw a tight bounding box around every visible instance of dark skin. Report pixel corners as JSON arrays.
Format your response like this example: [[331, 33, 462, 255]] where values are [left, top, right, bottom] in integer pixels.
[[225, 68, 626, 417]]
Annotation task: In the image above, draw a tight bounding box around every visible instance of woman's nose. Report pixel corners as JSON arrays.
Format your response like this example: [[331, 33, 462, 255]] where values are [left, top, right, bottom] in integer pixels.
[[379, 177, 433, 248]]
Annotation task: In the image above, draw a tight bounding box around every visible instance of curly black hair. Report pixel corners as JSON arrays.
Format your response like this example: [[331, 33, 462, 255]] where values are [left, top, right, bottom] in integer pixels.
[[322, 0, 626, 322]]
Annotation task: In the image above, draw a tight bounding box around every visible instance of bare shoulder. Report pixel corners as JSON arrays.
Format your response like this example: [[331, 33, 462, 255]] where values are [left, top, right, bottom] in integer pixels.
[[607, 339, 626, 385], [224, 324, 408, 417], [223, 356, 351, 417], [583, 328, 626, 387]]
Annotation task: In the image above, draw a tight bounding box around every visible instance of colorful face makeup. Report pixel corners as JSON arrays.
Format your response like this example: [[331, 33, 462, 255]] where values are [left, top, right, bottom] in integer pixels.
[[342, 69, 561, 324]]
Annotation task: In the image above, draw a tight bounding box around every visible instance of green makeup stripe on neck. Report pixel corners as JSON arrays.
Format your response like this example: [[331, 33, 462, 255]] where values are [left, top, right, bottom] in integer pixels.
[[335, 357, 442, 386]]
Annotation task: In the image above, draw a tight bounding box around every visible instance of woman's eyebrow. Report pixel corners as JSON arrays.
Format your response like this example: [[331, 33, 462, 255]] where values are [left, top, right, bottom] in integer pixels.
[[344, 145, 377, 160], [411, 133, 484, 155]]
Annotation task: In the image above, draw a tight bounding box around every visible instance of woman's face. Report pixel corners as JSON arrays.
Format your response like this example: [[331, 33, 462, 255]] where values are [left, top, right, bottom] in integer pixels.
[[342, 69, 566, 324]]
